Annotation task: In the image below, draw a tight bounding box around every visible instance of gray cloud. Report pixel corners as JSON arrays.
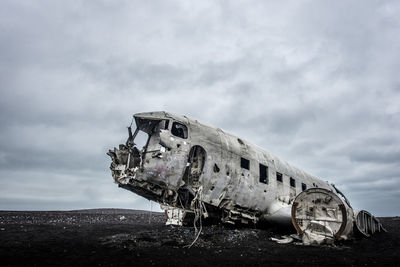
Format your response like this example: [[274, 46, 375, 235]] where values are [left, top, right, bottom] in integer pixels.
[[0, 0, 399, 216]]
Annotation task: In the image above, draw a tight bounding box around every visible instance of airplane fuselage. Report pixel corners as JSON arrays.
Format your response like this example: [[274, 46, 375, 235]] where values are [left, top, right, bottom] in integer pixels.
[[108, 111, 335, 225]]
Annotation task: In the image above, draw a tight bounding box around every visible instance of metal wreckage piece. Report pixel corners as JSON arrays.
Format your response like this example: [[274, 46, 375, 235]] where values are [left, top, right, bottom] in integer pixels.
[[107, 111, 385, 245]]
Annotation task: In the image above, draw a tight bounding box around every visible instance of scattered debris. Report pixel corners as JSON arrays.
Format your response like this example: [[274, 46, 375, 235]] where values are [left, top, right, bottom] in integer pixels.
[[270, 235, 294, 244]]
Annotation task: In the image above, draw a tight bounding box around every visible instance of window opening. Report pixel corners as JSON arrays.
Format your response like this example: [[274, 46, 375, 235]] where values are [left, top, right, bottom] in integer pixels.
[[171, 122, 188, 139], [214, 164, 220, 173], [290, 177, 296, 187], [276, 172, 283, 182], [302, 183, 307, 191], [259, 164, 268, 184], [241, 157, 250, 170], [133, 130, 149, 150]]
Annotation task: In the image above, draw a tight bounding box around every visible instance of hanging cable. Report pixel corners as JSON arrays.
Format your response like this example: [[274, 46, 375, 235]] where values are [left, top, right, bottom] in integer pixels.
[[185, 186, 203, 248]]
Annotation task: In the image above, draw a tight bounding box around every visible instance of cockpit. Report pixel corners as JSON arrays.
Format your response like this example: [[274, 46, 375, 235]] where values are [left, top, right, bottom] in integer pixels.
[[127, 116, 189, 159]]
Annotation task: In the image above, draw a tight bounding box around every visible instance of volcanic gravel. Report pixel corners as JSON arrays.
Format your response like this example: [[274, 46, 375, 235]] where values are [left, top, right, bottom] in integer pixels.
[[0, 209, 399, 266]]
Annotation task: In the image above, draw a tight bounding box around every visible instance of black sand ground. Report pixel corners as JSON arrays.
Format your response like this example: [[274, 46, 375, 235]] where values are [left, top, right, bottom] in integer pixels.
[[0, 209, 399, 266]]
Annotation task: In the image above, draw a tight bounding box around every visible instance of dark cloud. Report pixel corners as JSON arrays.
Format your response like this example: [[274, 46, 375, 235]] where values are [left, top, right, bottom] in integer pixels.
[[0, 0, 399, 216]]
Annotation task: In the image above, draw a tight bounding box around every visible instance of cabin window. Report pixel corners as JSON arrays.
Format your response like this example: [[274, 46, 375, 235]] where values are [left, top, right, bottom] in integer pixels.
[[214, 164, 220, 173], [259, 164, 268, 184], [302, 183, 307, 191], [290, 177, 296, 187], [276, 172, 282, 182], [171, 122, 188, 139], [241, 157, 250, 170], [164, 120, 170, 130]]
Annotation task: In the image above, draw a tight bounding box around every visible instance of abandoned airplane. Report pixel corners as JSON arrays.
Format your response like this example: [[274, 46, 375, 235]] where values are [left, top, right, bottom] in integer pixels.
[[107, 111, 384, 244]]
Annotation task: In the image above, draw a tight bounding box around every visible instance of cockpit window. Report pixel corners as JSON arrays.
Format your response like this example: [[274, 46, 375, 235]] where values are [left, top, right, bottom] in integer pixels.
[[171, 122, 188, 139], [136, 118, 161, 134]]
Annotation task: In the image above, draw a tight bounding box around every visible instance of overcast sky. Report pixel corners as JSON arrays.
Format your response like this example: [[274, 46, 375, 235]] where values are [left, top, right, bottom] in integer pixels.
[[0, 0, 399, 216]]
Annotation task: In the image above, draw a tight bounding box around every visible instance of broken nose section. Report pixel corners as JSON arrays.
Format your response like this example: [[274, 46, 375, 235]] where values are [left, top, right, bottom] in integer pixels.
[[107, 144, 166, 202], [107, 144, 140, 184]]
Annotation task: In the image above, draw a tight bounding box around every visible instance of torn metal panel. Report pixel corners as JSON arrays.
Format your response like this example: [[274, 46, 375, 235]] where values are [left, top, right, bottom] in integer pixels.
[[292, 188, 354, 244], [354, 210, 386, 237], [107, 111, 383, 244], [291, 188, 385, 244]]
